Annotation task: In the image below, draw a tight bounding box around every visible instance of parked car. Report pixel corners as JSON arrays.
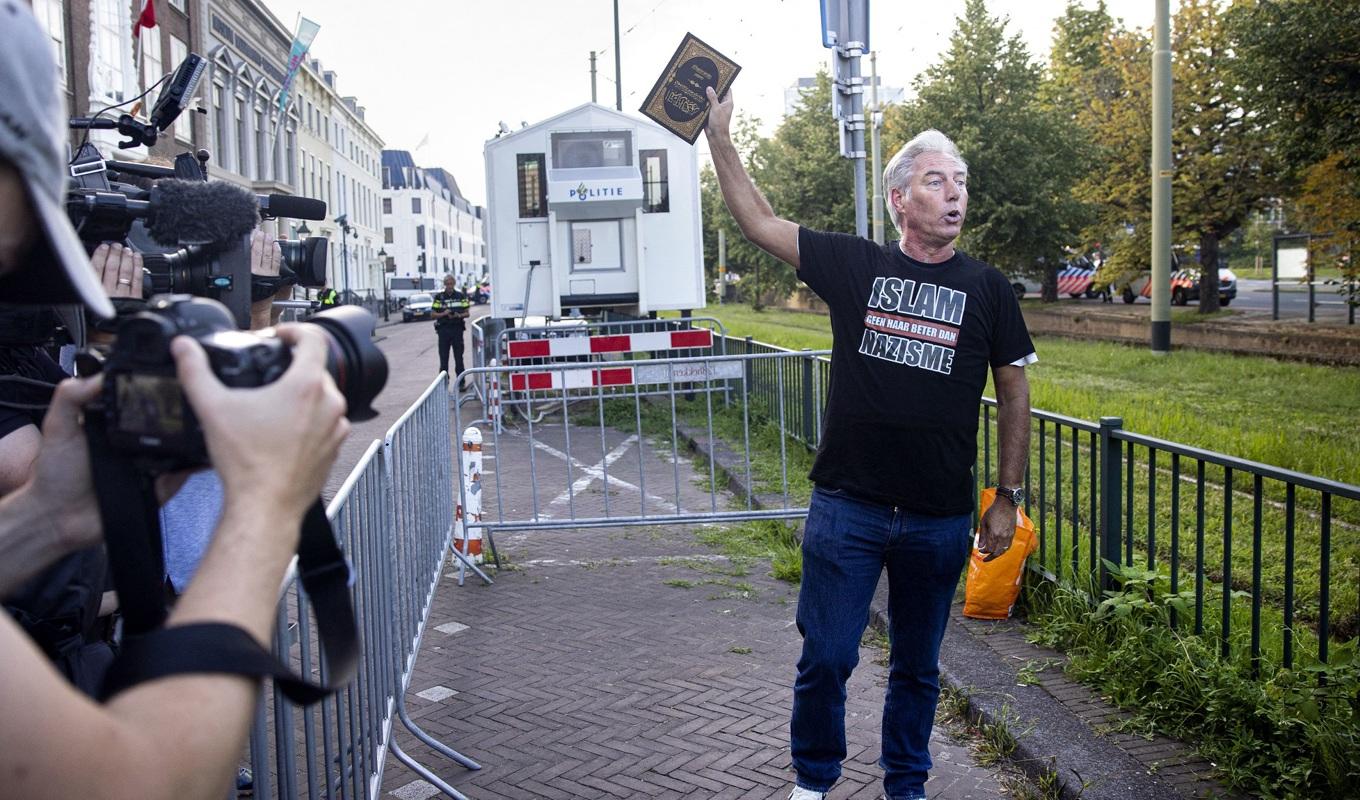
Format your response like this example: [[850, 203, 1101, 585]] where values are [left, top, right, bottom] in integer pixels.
[[1117, 267, 1237, 305], [1007, 274, 1043, 299], [403, 293, 435, 322], [1172, 267, 1237, 306]]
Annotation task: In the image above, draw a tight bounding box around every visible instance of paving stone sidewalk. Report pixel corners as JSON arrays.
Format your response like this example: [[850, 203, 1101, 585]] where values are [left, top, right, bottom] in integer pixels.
[[378, 422, 1013, 800]]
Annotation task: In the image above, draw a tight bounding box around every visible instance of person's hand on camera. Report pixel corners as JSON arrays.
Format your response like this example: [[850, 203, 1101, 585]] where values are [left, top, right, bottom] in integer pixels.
[[172, 324, 348, 527], [249, 224, 285, 330], [92, 242, 142, 298], [21, 377, 104, 552], [249, 224, 281, 279], [17, 377, 191, 552]]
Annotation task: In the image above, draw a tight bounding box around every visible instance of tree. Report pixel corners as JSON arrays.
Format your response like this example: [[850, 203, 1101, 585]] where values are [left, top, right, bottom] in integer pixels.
[[1296, 153, 1360, 310], [1067, 22, 1154, 292], [1232, 0, 1360, 305], [701, 71, 856, 308], [1172, 0, 1276, 312], [882, 0, 1086, 301], [1230, 0, 1360, 173], [1070, 0, 1275, 313]]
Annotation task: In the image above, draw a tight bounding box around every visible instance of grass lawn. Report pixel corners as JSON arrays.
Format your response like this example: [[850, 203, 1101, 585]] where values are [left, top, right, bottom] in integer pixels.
[[674, 304, 1360, 486]]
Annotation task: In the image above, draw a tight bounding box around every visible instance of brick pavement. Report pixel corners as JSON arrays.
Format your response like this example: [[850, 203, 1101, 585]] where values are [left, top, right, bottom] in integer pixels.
[[376, 404, 1010, 799]]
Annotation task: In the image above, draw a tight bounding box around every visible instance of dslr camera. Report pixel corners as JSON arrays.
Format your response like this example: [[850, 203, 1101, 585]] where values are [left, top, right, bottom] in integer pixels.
[[88, 294, 387, 471]]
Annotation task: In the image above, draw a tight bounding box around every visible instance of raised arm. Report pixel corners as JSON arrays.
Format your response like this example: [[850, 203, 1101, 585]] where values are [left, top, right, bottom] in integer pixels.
[[703, 87, 800, 269]]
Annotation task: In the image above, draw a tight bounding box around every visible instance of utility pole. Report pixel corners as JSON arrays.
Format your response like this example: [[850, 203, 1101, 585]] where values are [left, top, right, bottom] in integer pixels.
[[1151, 0, 1172, 353], [590, 51, 598, 103], [870, 51, 884, 245], [613, 0, 623, 111], [717, 228, 726, 305], [827, 0, 869, 239]]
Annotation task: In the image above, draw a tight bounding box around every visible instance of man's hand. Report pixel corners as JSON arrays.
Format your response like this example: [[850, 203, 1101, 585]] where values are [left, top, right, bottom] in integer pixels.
[[704, 86, 734, 142], [172, 324, 349, 524], [249, 225, 282, 278], [249, 225, 284, 330], [92, 243, 141, 299], [976, 499, 1018, 562], [18, 377, 192, 554], [23, 376, 104, 551]]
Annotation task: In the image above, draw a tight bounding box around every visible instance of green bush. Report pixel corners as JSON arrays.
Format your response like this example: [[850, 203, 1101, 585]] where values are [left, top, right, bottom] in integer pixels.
[[1027, 564, 1360, 798]]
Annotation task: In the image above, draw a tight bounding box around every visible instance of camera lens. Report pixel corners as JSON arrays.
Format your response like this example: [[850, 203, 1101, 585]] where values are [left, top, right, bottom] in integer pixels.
[[304, 306, 388, 422]]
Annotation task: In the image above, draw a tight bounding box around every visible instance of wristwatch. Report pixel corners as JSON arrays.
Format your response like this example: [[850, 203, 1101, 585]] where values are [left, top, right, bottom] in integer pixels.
[[997, 486, 1026, 506]]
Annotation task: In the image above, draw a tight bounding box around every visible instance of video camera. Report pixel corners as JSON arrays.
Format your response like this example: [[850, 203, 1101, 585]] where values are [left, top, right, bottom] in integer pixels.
[[68, 53, 331, 329]]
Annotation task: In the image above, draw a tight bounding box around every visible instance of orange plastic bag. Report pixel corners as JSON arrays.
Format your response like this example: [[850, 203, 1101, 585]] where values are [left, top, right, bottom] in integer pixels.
[[963, 488, 1039, 620]]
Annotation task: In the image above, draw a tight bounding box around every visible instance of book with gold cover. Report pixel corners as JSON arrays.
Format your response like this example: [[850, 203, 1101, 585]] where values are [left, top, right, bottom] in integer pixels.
[[639, 33, 741, 144]]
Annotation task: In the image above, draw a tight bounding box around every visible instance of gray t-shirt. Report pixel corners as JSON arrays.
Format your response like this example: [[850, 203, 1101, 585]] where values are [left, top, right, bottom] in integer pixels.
[[160, 471, 224, 594]]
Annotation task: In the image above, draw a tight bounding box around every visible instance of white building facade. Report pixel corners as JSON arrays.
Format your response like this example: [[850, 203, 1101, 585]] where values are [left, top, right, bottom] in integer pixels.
[[199, 1, 384, 299], [380, 150, 486, 293]]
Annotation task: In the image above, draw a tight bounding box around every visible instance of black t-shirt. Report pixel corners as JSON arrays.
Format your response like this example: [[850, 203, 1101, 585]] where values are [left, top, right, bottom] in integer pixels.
[[0, 345, 68, 439], [798, 227, 1035, 515]]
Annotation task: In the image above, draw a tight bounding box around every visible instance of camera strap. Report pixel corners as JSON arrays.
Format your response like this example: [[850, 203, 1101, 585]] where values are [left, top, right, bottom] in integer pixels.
[[88, 421, 359, 706]]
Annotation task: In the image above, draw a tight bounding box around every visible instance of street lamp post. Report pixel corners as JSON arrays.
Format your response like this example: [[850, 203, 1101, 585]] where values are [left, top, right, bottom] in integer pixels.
[[335, 214, 359, 304], [296, 221, 312, 301], [378, 246, 389, 321]]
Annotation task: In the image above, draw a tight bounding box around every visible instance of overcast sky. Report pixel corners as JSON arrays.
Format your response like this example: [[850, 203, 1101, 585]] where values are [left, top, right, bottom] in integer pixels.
[[259, 0, 1168, 206]]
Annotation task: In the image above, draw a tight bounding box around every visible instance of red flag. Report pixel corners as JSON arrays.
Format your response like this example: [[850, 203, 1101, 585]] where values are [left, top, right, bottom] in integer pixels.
[[134, 0, 156, 37]]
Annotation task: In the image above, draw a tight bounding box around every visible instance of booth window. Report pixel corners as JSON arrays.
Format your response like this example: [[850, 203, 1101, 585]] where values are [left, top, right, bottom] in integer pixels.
[[641, 149, 669, 213], [517, 153, 547, 218]]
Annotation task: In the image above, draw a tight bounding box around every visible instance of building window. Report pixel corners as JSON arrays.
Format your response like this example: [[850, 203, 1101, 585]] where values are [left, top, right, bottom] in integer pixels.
[[91, 0, 132, 105], [416, 225, 425, 247], [169, 36, 190, 141], [517, 153, 546, 218], [213, 82, 229, 168], [412, 197, 422, 214], [169, 0, 187, 11], [141, 25, 163, 92], [285, 123, 297, 186], [236, 94, 250, 178], [384, 227, 394, 244], [641, 149, 669, 213], [255, 102, 268, 180], [382, 197, 392, 214], [34, 0, 67, 86]]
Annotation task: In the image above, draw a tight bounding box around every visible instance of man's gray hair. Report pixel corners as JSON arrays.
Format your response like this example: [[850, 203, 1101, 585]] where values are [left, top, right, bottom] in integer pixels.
[[882, 130, 968, 233]]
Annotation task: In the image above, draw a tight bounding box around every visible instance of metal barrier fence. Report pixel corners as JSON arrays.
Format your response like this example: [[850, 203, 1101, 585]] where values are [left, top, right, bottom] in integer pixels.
[[977, 406, 1360, 677], [470, 314, 728, 372], [244, 375, 484, 800], [453, 350, 830, 545], [712, 328, 1359, 683]]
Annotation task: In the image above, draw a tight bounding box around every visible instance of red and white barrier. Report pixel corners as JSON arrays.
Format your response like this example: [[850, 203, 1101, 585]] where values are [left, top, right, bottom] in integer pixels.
[[506, 359, 743, 393], [506, 329, 712, 360], [509, 367, 635, 392], [454, 427, 483, 564], [488, 359, 502, 434]]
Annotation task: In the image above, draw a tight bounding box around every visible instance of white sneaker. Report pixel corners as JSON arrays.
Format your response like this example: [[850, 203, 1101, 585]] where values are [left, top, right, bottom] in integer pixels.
[[789, 787, 827, 800]]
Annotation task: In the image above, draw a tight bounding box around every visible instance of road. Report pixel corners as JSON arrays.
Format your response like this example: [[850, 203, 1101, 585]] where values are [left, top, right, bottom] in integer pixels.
[[1040, 278, 1355, 323]]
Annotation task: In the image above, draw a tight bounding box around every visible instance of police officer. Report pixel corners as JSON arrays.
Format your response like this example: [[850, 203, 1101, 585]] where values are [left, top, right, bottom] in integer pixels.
[[431, 274, 470, 385], [317, 284, 339, 308]]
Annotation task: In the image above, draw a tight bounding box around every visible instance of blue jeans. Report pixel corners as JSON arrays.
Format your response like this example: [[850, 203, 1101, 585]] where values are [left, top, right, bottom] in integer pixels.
[[791, 486, 972, 800]]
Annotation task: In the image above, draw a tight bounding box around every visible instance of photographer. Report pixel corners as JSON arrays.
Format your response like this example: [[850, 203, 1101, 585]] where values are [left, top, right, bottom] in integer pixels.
[[0, 243, 143, 696], [0, 5, 350, 797]]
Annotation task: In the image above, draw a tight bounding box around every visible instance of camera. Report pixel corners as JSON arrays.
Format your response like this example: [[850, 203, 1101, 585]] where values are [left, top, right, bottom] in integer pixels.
[[66, 53, 329, 327], [88, 294, 388, 470]]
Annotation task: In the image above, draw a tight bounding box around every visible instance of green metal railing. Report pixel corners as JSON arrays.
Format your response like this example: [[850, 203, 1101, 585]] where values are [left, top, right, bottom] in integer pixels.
[[719, 330, 1359, 681]]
